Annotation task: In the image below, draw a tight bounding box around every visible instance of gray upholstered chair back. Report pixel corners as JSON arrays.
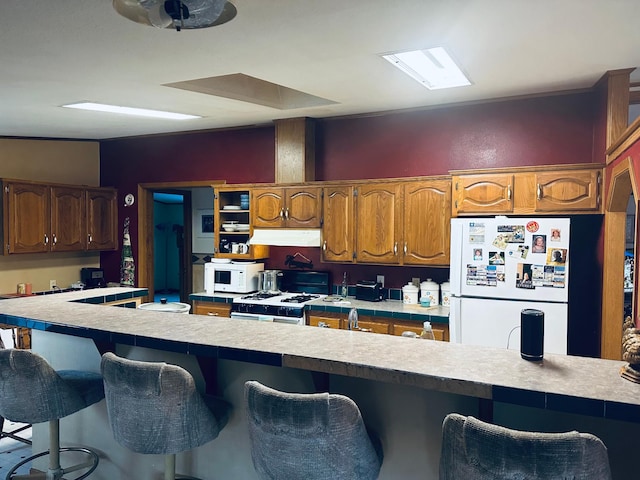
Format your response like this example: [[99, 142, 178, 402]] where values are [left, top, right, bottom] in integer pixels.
[[245, 380, 383, 480], [101, 352, 229, 455], [439, 413, 612, 480], [0, 349, 102, 424]]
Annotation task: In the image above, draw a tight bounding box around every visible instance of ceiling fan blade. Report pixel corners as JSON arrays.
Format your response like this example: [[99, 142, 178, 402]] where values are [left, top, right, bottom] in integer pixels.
[[112, 0, 236, 30], [112, 0, 172, 28]]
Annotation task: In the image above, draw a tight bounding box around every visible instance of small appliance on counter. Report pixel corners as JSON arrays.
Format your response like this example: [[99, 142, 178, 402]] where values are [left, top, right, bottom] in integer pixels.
[[80, 268, 105, 288], [204, 261, 264, 294], [355, 280, 384, 302]]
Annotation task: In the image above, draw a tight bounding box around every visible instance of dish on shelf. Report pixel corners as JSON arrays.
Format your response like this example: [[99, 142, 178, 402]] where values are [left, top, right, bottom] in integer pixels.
[[223, 205, 241, 210], [211, 258, 231, 264], [222, 224, 238, 232], [222, 220, 238, 224], [236, 224, 250, 231]]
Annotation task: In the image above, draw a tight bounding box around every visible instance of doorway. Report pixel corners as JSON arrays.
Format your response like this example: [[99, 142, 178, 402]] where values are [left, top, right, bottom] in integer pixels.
[[153, 192, 185, 303], [138, 181, 225, 304], [602, 158, 637, 359]]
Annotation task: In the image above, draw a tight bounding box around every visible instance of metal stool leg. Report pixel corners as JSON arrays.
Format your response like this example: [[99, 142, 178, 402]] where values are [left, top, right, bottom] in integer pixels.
[[6, 420, 99, 480], [0, 416, 31, 446]]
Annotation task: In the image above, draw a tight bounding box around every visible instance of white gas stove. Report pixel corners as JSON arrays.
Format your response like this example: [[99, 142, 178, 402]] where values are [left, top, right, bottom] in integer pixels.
[[229, 271, 330, 325], [230, 292, 325, 325]]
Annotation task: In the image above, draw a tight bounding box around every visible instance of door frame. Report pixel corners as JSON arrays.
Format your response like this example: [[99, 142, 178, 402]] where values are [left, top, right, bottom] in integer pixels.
[[138, 181, 225, 303], [601, 158, 637, 359]]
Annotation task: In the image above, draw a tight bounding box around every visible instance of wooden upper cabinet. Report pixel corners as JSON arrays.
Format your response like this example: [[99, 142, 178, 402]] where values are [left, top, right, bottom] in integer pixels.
[[51, 186, 86, 252], [355, 183, 403, 264], [253, 186, 322, 228], [403, 179, 451, 265], [5, 181, 50, 254], [452, 174, 514, 215], [3, 180, 118, 254], [322, 185, 354, 262], [533, 169, 601, 212], [252, 188, 284, 227], [451, 165, 603, 216], [86, 187, 118, 251]]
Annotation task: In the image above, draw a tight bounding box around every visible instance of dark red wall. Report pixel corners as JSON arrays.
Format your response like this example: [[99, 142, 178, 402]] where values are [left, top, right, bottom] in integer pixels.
[[317, 92, 597, 180], [99, 91, 599, 289]]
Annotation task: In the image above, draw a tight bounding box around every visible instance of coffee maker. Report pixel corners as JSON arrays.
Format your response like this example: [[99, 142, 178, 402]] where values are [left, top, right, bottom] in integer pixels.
[[81, 268, 105, 288]]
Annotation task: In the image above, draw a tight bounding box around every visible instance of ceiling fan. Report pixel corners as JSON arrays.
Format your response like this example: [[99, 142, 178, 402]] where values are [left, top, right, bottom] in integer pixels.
[[113, 0, 237, 32]]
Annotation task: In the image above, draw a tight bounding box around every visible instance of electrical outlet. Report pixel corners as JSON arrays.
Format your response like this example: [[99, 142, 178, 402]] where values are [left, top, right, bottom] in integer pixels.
[[49, 279, 57, 290], [412, 277, 421, 287], [376, 275, 385, 287]]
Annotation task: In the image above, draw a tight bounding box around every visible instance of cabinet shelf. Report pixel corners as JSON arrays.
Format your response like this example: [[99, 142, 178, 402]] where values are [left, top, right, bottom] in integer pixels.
[[214, 187, 268, 260]]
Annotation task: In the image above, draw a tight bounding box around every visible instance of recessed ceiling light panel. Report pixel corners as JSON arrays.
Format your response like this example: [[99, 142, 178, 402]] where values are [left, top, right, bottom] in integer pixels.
[[381, 47, 471, 90], [62, 102, 201, 120]]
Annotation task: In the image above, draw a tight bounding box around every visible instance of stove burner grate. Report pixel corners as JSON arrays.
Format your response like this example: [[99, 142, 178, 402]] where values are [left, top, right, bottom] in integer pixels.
[[241, 292, 281, 300], [283, 294, 320, 304]]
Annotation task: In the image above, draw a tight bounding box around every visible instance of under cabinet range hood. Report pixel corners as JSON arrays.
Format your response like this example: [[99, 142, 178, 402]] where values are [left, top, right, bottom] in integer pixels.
[[249, 229, 321, 247]]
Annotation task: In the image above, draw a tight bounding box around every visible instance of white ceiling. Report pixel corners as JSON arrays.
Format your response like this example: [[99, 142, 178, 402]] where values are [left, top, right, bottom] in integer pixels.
[[2, 0, 639, 140]]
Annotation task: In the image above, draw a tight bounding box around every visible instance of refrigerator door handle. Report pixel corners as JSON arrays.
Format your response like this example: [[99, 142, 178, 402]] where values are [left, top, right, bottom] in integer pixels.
[[450, 219, 464, 296]]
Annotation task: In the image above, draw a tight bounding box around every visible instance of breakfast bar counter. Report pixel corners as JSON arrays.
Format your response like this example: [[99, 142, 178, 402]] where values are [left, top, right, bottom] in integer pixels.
[[0, 288, 638, 479]]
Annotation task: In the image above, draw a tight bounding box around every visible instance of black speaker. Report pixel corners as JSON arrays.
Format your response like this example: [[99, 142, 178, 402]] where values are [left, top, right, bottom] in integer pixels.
[[521, 309, 544, 361]]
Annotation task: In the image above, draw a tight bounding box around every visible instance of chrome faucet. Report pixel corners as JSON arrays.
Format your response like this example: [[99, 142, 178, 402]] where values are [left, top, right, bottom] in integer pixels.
[[348, 308, 359, 330]]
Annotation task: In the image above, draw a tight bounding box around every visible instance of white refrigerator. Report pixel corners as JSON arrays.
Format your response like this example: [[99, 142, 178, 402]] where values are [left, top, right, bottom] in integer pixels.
[[450, 217, 571, 354]]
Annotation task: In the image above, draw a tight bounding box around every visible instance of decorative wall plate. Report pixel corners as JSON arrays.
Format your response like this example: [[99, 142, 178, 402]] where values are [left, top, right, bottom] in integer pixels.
[[124, 193, 135, 206]]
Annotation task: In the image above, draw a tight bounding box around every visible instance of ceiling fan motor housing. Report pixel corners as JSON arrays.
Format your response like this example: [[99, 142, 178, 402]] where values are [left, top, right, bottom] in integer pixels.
[[164, 0, 190, 21]]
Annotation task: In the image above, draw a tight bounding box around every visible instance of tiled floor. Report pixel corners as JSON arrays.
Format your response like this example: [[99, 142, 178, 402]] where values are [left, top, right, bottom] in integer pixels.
[[0, 420, 32, 476]]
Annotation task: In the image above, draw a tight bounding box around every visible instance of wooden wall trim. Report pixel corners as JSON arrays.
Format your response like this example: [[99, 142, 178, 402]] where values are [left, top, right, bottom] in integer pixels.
[[607, 116, 640, 161], [594, 69, 633, 153], [601, 157, 637, 359], [449, 163, 602, 176], [274, 117, 316, 184]]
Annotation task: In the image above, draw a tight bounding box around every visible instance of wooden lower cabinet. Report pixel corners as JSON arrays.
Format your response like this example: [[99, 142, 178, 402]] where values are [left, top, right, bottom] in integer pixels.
[[193, 300, 231, 317], [307, 311, 449, 340], [308, 313, 342, 329], [357, 317, 392, 334], [392, 322, 448, 341]]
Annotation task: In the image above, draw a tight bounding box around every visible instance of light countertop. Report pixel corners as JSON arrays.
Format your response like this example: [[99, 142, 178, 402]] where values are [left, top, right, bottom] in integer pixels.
[[189, 291, 450, 324], [1, 288, 639, 423]]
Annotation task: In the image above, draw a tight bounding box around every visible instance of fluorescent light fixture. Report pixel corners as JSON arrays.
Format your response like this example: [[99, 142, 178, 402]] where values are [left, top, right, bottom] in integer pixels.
[[381, 47, 471, 90], [62, 102, 201, 120]]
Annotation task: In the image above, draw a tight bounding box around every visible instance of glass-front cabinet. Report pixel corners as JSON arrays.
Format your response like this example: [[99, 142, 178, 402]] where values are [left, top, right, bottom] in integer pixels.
[[214, 187, 268, 259]]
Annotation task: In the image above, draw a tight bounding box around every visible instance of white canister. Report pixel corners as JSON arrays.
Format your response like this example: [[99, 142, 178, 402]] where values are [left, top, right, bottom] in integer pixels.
[[440, 280, 451, 307], [402, 283, 419, 304], [420, 279, 439, 306]]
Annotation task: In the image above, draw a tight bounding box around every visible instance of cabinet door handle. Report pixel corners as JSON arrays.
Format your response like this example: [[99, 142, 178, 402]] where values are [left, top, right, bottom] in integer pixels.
[[279, 208, 285, 219], [52, 234, 57, 246], [207, 312, 220, 316], [507, 185, 512, 201], [394, 242, 398, 255], [404, 242, 407, 254], [44, 234, 49, 245], [323, 240, 327, 251], [88, 233, 93, 244], [536, 184, 542, 200], [285, 208, 289, 220]]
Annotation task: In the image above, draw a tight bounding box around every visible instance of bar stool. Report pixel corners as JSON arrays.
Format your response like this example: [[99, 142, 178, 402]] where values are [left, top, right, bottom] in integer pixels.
[[0, 349, 105, 480], [244, 380, 383, 480], [439, 413, 612, 479], [100, 352, 231, 480]]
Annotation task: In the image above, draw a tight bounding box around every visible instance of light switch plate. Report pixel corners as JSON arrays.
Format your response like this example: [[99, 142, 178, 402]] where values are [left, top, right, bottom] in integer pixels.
[[376, 275, 385, 287]]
